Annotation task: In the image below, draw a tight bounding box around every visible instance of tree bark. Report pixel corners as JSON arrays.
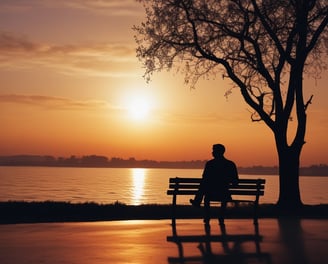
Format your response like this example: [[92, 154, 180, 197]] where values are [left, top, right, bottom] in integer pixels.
[[276, 143, 303, 210]]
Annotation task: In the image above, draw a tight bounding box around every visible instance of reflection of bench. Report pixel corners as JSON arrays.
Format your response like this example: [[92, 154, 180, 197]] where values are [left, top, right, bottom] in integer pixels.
[[167, 236, 271, 264], [167, 224, 271, 264], [167, 233, 262, 243], [167, 178, 266, 224], [168, 252, 271, 264]]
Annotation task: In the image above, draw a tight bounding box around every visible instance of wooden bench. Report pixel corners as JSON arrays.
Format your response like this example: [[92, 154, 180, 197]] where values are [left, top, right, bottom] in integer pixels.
[[167, 177, 265, 225]]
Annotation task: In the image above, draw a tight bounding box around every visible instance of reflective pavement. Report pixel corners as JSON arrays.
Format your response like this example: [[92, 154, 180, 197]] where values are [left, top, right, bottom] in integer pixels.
[[0, 218, 327, 264]]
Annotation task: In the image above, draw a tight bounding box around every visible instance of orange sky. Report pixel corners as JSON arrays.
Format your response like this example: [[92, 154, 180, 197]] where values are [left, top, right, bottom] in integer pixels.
[[0, 0, 327, 167]]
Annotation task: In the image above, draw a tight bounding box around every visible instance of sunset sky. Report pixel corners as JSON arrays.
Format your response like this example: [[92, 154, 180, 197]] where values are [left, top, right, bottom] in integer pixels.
[[0, 0, 327, 167]]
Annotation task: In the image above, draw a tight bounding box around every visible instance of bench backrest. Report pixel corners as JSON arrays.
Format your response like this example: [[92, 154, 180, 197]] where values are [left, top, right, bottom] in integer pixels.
[[167, 177, 265, 197]]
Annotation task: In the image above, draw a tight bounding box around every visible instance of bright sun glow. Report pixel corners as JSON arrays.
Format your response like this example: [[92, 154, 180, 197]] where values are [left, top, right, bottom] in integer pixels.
[[127, 97, 151, 121]]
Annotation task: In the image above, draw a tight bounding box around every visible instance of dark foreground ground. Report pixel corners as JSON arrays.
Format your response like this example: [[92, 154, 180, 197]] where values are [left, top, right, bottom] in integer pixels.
[[1, 219, 327, 264], [0, 201, 327, 224]]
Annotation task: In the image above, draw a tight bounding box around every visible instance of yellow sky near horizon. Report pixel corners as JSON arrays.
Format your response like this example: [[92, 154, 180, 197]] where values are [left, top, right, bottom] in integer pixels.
[[0, 0, 327, 167]]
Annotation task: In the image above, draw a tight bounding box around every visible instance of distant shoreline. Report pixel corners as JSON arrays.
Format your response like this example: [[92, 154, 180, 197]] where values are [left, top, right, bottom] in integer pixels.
[[1, 164, 328, 176], [1, 201, 327, 224], [1, 155, 328, 175], [0, 164, 328, 177]]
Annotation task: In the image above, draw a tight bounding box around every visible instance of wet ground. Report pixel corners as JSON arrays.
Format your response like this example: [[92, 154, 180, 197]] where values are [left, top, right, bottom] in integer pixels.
[[0, 218, 327, 264]]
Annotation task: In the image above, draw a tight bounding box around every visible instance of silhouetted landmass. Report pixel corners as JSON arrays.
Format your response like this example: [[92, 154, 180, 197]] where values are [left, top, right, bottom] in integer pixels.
[[0, 155, 328, 175], [0, 201, 327, 224], [0, 155, 205, 168]]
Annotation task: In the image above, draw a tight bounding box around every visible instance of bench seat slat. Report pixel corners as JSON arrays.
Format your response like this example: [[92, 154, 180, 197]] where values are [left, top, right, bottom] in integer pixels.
[[168, 187, 265, 192], [230, 184, 265, 190], [167, 190, 264, 196], [167, 190, 198, 195], [169, 184, 201, 189], [236, 179, 265, 184], [169, 184, 265, 190], [169, 178, 265, 184], [230, 190, 264, 196], [169, 178, 201, 183]]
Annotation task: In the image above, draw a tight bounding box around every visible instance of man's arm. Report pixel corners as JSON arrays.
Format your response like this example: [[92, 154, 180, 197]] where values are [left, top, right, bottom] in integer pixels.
[[230, 162, 239, 186]]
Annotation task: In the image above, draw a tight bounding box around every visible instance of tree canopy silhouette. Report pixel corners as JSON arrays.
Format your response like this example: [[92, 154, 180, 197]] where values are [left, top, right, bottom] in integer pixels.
[[134, 0, 328, 209]]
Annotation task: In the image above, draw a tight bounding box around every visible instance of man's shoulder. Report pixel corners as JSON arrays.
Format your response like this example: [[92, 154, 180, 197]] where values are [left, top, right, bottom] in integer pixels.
[[224, 158, 236, 165], [206, 158, 236, 167], [205, 159, 216, 165], [206, 158, 215, 163]]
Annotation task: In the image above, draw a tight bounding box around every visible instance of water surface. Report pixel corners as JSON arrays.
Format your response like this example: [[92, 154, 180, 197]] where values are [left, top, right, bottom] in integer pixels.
[[0, 166, 326, 205]]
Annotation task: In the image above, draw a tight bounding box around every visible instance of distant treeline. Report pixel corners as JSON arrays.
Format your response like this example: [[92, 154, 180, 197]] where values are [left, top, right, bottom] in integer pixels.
[[0, 155, 327, 176], [0, 155, 205, 169]]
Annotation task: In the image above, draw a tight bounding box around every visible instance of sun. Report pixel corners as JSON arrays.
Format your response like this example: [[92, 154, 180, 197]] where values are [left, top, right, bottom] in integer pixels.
[[127, 97, 151, 121]]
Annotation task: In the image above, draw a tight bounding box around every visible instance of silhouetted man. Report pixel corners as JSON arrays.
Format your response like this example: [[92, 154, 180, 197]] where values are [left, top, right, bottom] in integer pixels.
[[190, 144, 239, 207]]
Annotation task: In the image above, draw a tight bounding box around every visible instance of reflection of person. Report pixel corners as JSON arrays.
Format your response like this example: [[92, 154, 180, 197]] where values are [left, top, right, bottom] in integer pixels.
[[190, 144, 239, 207]]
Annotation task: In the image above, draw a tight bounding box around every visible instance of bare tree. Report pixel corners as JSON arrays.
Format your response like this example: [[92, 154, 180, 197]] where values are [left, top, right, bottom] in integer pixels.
[[134, 0, 328, 209]]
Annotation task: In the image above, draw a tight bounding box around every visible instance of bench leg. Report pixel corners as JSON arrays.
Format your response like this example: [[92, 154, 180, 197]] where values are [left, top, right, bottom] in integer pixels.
[[204, 200, 210, 225], [253, 201, 259, 225], [218, 201, 227, 226]]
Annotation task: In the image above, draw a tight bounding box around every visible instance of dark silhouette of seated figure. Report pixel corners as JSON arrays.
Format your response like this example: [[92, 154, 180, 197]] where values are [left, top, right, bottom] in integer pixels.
[[190, 144, 239, 210]]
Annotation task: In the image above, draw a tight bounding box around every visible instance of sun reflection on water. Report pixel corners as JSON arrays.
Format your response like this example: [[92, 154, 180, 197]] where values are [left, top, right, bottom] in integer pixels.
[[131, 168, 146, 205]]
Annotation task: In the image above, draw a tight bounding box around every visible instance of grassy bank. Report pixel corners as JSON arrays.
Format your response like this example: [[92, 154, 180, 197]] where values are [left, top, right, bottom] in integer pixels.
[[0, 201, 327, 224]]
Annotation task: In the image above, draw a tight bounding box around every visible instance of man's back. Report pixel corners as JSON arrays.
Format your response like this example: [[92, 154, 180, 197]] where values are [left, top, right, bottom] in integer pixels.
[[190, 143, 239, 206], [202, 157, 238, 201]]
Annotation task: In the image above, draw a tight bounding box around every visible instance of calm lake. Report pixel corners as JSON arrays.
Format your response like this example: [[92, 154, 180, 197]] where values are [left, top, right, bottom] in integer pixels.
[[0, 166, 327, 205]]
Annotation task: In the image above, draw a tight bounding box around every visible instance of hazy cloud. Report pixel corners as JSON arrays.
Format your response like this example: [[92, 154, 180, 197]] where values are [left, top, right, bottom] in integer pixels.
[[62, 0, 144, 16], [0, 0, 143, 16], [0, 94, 112, 110], [0, 31, 139, 77], [160, 111, 246, 124]]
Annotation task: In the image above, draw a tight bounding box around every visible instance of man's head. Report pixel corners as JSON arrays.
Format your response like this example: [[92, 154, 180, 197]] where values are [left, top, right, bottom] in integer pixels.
[[212, 144, 225, 158]]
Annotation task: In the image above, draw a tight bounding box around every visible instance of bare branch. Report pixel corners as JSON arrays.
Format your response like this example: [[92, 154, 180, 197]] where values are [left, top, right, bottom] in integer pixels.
[[304, 94, 314, 111]]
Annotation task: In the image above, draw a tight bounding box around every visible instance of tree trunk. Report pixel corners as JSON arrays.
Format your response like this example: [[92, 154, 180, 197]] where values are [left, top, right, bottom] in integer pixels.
[[276, 144, 303, 210], [274, 59, 306, 211]]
